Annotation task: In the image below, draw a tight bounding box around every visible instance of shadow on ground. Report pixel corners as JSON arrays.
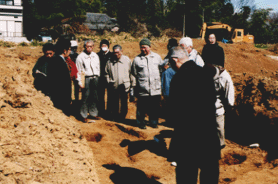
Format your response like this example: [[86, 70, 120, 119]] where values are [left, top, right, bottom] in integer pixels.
[[120, 137, 168, 157], [225, 104, 278, 161], [103, 164, 162, 184]]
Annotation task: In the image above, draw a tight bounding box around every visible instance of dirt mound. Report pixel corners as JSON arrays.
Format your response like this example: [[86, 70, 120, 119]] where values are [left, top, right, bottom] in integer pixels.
[[0, 47, 99, 183]]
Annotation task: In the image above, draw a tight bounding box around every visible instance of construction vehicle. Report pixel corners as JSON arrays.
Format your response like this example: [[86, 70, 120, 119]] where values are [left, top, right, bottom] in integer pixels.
[[200, 22, 254, 43]]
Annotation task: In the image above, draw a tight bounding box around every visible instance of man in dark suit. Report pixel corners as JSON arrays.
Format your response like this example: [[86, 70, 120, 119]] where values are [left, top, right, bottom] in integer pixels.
[[48, 39, 72, 115], [169, 46, 220, 184]]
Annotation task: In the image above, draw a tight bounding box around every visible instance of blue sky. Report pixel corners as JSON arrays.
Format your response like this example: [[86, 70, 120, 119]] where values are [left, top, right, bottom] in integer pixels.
[[231, 0, 278, 13], [254, 0, 278, 12]]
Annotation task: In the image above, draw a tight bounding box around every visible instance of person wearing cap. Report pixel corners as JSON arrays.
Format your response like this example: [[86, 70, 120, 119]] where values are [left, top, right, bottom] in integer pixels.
[[32, 43, 55, 96], [179, 37, 204, 67], [168, 46, 220, 184], [97, 39, 114, 117], [76, 40, 101, 122], [105, 45, 136, 121], [69, 40, 80, 102], [70, 40, 79, 63], [131, 38, 164, 129], [202, 33, 225, 67]]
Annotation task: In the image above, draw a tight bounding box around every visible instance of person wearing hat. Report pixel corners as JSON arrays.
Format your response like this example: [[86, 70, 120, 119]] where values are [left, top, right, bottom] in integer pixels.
[[97, 39, 114, 117], [131, 38, 165, 129], [69, 40, 80, 102], [168, 46, 220, 184]]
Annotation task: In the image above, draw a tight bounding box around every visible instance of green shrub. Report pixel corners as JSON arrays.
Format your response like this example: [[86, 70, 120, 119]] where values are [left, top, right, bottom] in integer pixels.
[[0, 41, 16, 47], [18, 42, 29, 47], [30, 40, 44, 46]]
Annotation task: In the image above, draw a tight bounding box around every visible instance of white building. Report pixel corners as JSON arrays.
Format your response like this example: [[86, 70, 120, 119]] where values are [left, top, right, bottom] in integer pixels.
[[0, 0, 28, 42]]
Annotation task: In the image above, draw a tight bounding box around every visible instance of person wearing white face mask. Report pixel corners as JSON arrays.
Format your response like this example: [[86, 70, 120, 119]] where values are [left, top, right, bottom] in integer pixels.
[[97, 39, 114, 117]]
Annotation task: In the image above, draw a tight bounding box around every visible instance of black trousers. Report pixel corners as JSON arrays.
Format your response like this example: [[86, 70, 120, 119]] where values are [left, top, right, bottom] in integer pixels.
[[98, 77, 107, 116], [136, 95, 161, 126], [176, 158, 219, 184], [107, 84, 128, 120]]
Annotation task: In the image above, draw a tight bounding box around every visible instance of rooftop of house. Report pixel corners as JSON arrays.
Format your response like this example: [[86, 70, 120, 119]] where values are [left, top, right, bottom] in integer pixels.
[[85, 13, 117, 24]]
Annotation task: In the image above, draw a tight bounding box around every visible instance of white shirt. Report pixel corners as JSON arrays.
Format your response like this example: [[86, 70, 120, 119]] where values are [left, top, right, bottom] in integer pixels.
[[189, 49, 205, 67], [214, 69, 235, 116], [76, 51, 100, 87]]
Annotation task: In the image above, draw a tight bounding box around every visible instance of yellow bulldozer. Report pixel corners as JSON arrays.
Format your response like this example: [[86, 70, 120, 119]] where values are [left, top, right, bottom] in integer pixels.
[[200, 22, 254, 43]]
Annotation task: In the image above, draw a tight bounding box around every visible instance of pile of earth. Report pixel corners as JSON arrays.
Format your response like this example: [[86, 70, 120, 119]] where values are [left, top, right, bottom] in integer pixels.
[[0, 39, 278, 183], [0, 47, 99, 183]]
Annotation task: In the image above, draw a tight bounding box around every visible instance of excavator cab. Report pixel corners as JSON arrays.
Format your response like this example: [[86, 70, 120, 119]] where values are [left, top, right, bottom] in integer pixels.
[[232, 29, 254, 43]]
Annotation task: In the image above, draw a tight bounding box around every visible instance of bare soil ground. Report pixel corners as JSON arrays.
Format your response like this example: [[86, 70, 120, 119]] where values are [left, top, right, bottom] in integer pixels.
[[0, 39, 278, 183]]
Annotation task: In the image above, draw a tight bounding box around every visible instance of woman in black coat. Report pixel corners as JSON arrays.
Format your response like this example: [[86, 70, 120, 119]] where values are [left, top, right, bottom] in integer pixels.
[[202, 33, 225, 67]]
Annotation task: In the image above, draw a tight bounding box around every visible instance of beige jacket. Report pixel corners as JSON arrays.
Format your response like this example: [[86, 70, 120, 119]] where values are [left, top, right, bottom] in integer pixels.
[[105, 55, 135, 92]]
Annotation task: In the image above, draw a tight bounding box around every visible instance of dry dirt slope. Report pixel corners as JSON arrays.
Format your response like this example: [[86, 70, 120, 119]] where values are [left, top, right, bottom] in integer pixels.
[[0, 47, 99, 183], [0, 40, 278, 184]]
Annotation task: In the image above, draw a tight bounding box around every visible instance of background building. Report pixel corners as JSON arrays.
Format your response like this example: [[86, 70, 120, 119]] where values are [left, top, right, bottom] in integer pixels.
[[0, 0, 28, 42]]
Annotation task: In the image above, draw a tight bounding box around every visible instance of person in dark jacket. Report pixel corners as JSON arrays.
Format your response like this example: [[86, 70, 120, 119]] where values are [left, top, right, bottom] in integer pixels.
[[32, 43, 55, 95], [202, 33, 225, 67], [169, 46, 220, 184], [97, 39, 113, 117], [48, 39, 72, 115]]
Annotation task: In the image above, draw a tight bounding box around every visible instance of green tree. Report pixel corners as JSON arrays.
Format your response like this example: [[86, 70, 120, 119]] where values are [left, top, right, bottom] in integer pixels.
[[266, 12, 278, 43], [249, 9, 272, 43], [230, 6, 251, 29], [23, 0, 41, 40], [82, 0, 104, 13]]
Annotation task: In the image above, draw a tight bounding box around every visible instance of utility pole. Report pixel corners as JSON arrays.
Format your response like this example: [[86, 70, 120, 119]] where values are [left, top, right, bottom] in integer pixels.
[[183, 13, 185, 37], [202, 8, 204, 25], [182, 2, 185, 37]]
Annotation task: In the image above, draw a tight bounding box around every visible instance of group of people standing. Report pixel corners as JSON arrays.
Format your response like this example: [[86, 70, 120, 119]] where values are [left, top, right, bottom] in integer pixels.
[[32, 39, 74, 115], [33, 34, 235, 184], [164, 34, 234, 184]]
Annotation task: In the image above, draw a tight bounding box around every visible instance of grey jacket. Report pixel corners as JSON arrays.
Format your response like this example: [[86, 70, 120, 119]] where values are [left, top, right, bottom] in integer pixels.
[[132, 51, 164, 96], [105, 55, 136, 92]]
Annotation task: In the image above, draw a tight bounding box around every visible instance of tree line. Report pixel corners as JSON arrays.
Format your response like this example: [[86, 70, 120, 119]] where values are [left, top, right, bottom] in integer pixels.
[[23, 0, 278, 43]]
